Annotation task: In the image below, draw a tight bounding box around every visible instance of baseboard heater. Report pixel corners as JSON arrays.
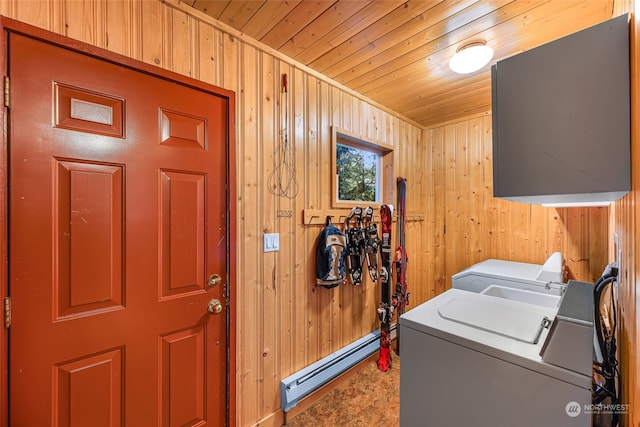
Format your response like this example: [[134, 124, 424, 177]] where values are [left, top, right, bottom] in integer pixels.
[[280, 326, 394, 412]]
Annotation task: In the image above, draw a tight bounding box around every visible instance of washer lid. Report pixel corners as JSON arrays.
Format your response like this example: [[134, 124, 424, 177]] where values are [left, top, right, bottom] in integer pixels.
[[438, 296, 551, 344], [400, 289, 590, 389]]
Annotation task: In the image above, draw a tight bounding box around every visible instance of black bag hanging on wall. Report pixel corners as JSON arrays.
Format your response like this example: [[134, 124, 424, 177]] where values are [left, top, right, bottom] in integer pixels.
[[315, 217, 347, 288]]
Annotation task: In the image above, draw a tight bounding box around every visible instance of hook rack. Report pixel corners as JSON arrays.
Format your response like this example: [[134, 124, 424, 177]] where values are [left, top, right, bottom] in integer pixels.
[[303, 209, 424, 226]]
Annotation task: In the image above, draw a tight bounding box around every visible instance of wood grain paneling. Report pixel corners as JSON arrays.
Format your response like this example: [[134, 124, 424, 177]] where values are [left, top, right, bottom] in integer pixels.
[[427, 114, 609, 288], [0, 1, 622, 427], [187, 0, 614, 129], [612, 1, 638, 426]]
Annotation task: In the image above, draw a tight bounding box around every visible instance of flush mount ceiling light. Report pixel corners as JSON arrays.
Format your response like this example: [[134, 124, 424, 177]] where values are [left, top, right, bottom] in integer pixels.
[[449, 41, 494, 74]]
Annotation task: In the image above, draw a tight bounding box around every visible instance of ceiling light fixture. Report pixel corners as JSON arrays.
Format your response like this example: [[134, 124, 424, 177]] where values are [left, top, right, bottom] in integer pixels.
[[449, 41, 494, 74]]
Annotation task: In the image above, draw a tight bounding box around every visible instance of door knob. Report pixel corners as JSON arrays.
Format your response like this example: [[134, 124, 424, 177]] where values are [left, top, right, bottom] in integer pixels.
[[207, 299, 223, 314]]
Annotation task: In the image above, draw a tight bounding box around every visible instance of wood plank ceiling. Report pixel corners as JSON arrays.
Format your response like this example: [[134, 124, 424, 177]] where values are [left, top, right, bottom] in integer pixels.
[[189, 0, 615, 128]]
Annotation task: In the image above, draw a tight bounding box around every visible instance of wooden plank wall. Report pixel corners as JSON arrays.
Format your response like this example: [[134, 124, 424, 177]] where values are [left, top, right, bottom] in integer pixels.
[[0, 1, 614, 426], [612, 182, 637, 427], [426, 114, 609, 286], [612, 1, 638, 425]]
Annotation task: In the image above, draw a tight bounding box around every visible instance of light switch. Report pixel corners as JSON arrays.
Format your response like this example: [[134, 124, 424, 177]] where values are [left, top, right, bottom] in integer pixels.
[[264, 233, 280, 252]]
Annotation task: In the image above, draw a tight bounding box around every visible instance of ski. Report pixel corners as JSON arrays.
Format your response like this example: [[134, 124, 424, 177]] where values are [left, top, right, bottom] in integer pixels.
[[363, 206, 380, 282], [377, 204, 393, 372], [345, 206, 365, 286], [393, 177, 409, 355]]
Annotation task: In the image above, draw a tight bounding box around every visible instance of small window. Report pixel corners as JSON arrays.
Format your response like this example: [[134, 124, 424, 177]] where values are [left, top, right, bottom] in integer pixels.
[[331, 127, 393, 208], [336, 143, 381, 203]]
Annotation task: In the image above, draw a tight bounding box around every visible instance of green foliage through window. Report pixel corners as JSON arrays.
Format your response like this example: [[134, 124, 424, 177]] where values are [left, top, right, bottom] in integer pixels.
[[336, 143, 380, 202]]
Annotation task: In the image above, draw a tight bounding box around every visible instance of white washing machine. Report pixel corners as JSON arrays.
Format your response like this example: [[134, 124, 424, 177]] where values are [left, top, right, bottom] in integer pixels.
[[452, 251, 565, 295], [399, 281, 593, 427]]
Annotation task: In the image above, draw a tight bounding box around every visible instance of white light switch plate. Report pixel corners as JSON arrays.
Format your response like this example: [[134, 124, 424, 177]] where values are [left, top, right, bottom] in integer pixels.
[[264, 233, 280, 252]]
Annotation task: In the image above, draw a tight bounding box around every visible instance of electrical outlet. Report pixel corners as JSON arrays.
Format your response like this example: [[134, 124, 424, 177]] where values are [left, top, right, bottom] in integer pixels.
[[264, 233, 280, 252]]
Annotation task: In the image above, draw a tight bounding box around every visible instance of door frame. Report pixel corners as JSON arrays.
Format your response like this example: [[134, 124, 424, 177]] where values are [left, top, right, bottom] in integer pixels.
[[0, 16, 237, 427]]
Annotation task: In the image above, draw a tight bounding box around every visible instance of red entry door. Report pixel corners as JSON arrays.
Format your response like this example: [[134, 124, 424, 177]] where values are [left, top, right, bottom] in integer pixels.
[[8, 31, 229, 426]]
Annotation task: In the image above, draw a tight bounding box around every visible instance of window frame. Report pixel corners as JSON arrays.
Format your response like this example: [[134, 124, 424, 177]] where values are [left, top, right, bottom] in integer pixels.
[[331, 127, 394, 209]]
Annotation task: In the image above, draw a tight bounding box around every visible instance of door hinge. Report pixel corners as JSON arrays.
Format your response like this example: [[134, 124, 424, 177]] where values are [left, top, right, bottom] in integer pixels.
[[3, 76, 9, 108], [3, 296, 10, 329]]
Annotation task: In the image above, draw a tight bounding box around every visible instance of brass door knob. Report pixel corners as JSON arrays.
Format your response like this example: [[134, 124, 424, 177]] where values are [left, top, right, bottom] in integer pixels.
[[207, 299, 223, 314]]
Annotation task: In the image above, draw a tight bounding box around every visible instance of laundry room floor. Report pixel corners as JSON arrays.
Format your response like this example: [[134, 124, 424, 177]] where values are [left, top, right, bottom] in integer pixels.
[[284, 355, 400, 426]]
